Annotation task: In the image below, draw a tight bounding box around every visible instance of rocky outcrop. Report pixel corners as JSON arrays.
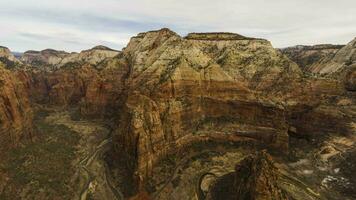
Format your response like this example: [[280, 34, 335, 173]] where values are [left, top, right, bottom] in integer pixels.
[[307, 38, 356, 74], [281, 44, 344, 71], [20, 46, 120, 70], [206, 151, 288, 200], [59, 45, 120, 68], [16, 55, 129, 118], [113, 28, 306, 182], [21, 49, 69, 67], [79, 57, 129, 117], [184, 32, 260, 40], [0, 46, 21, 68], [0, 63, 33, 153]]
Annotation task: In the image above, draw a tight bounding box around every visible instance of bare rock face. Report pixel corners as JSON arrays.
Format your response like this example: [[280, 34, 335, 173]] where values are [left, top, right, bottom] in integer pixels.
[[113, 28, 306, 181], [184, 32, 258, 40], [79, 57, 130, 117], [206, 151, 288, 200], [0, 63, 33, 153], [59, 46, 120, 68], [21, 49, 69, 67], [19, 59, 129, 118], [281, 44, 344, 71], [0, 46, 21, 68], [13, 45, 125, 118], [308, 38, 356, 74], [20, 46, 120, 70]]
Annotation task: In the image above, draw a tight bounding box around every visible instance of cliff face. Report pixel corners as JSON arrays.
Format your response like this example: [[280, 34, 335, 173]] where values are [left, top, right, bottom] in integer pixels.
[[17, 58, 129, 118], [113, 28, 308, 180], [206, 151, 288, 200], [310, 38, 355, 74], [0, 46, 21, 68], [281, 44, 344, 72], [21, 49, 69, 67], [0, 63, 33, 153], [79, 57, 129, 117], [20, 46, 120, 70], [59, 46, 120, 68], [0, 46, 18, 62]]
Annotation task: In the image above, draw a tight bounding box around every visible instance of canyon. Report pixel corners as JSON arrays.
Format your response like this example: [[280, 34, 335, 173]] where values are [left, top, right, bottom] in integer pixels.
[[0, 29, 355, 200]]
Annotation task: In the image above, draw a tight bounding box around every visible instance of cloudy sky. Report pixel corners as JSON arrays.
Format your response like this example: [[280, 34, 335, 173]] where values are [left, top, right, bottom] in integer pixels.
[[0, 0, 355, 52]]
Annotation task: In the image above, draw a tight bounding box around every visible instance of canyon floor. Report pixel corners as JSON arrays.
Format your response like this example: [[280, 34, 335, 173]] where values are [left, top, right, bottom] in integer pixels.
[[0, 107, 124, 200]]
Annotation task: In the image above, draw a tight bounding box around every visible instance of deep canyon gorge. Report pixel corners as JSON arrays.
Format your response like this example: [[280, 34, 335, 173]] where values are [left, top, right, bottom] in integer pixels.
[[0, 28, 355, 200]]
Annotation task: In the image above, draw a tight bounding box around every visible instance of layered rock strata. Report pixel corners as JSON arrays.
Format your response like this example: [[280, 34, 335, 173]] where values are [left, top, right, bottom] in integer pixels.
[[308, 38, 356, 74], [20, 45, 120, 70], [281, 44, 344, 72], [0, 63, 33, 153], [113, 28, 305, 183]]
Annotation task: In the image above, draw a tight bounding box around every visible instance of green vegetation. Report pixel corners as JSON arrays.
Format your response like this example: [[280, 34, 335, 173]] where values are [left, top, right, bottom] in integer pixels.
[[1, 109, 80, 199]]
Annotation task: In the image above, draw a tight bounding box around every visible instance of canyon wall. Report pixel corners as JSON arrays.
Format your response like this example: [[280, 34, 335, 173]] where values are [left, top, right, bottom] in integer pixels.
[[113, 29, 305, 180], [0, 30, 354, 197], [281, 44, 344, 72], [0, 63, 33, 153]]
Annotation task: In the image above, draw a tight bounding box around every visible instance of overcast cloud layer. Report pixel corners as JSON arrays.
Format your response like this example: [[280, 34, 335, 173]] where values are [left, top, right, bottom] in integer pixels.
[[0, 0, 355, 52]]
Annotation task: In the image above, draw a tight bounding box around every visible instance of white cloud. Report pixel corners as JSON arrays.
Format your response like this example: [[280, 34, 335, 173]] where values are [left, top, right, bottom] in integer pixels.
[[0, 0, 355, 51]]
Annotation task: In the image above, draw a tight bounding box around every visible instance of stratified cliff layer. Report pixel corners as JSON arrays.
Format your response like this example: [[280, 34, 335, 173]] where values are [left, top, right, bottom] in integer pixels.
[[111, 29, 347, 185], [308, 38, 356, 74], [16, 47, 127, 118], [0, 63, 33, 153], [281, 44, 344, 72], [21, 49, 69, 67], [20, 45, 120, 70]]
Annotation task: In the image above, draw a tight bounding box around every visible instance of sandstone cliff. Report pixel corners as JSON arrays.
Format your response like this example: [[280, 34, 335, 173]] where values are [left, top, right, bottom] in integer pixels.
[[0, 46, 21, 68], [16, 60, 128, 118], [113, 28, 306, 182], [281, 44, 344, 72], [21, 49, 69, 67], [0, 63, 33, 153], [307, 38, 355, 74], [58, 45, 120, 68], [108, 30, 356, 193], [20, 45, 120, 70]]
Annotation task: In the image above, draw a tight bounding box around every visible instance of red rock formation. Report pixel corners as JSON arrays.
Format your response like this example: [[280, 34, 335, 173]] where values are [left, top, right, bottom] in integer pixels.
[[80, 58, 130, 117], [15, 56, 129, 118], [0, 63, 33, 153]]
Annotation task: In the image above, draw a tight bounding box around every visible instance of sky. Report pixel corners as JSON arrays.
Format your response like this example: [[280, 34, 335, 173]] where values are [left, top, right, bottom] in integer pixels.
[[0, 0, 355, 52]]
